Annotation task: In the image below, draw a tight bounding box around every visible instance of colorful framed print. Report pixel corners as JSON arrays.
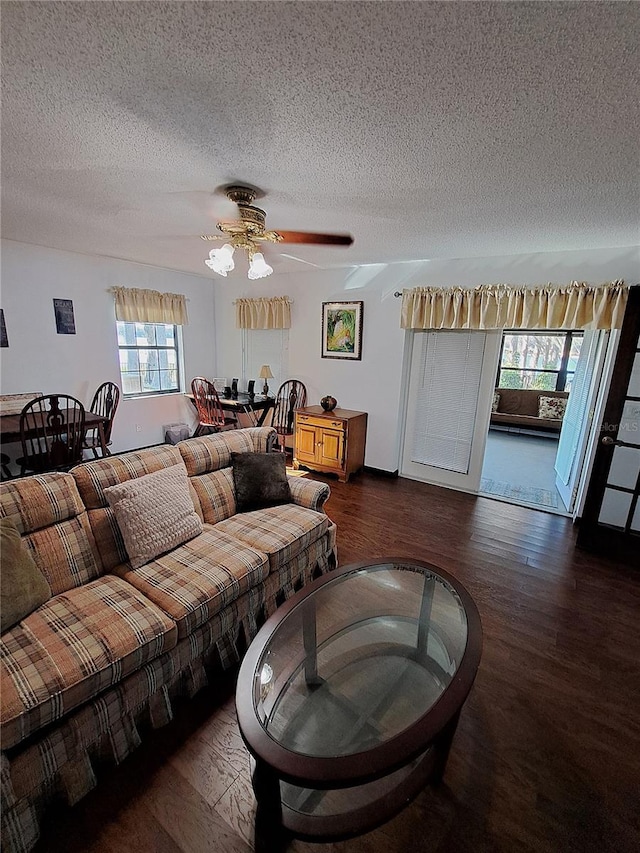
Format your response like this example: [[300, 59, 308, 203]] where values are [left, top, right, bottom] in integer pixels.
[[321, 301, 363, 360]]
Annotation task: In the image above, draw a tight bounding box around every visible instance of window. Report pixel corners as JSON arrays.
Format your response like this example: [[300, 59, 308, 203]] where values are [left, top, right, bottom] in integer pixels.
[[117, 321, 181, 396], [242, 328, 289, 393], [497, 331, 583, 392]]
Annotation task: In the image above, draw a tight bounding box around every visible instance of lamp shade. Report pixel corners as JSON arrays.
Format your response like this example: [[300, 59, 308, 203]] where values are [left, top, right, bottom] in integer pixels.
[[259, 365, 274, 380], [205, 243, 235, 276], [247, 252, 273, 280]]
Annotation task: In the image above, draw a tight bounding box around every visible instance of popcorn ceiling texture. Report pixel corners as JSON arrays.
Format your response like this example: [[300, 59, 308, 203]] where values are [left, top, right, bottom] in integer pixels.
[[1, 1, 638, 275]]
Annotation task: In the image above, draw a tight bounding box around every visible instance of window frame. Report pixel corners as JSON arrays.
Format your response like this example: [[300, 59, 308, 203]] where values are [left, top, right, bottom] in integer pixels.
[[496, 330, 583, 392], [116, 320, 183, 399]]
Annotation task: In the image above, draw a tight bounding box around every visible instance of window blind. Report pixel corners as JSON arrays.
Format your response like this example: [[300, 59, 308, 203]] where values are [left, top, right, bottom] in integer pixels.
[[243, 328, 289, 391], [411, 331, 486, 474]]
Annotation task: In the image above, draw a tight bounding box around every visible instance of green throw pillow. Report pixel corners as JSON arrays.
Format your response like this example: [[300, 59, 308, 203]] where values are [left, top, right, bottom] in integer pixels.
[[231, 452, 292, 512], [1, 516, 51, 634]]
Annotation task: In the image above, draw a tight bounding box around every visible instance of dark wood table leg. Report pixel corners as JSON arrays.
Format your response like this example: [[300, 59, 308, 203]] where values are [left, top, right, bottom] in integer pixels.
[[302, 597, 323, 687], [97, 421, 109, 457], [256, 399, 274, 427], [416, 574, 435, 658], [431, 708, 461, 784], [252, 759, 286, 853]]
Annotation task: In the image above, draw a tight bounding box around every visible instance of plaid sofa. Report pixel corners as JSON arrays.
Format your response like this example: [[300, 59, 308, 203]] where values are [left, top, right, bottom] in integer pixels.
[[0, 427, 337, 853]]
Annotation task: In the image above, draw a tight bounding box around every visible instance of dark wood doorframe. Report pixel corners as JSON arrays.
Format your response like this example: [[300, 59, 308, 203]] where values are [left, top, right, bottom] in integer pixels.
[[577, 284, 640, 563]]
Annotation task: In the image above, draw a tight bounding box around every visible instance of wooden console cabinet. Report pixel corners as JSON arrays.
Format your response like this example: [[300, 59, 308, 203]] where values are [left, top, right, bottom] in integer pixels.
[[293, 406, 367, 483]]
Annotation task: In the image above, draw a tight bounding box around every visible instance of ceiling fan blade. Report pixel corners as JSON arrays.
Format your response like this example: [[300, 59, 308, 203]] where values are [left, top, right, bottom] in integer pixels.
[[275, 230, 353, 246]]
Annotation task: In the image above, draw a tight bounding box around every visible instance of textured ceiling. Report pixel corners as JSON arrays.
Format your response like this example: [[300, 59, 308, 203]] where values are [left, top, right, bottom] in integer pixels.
[[2, 1, 639, 278]]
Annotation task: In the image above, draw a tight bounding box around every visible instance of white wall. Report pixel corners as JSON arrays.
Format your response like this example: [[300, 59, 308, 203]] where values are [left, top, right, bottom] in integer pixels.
[[0, 240, 216, 455], [213, 245, 640, 472], [3, 240, 637, 473]]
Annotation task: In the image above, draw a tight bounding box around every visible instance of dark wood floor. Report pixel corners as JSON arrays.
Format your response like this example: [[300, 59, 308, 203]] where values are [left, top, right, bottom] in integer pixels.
[[35, 472, 640, 853]]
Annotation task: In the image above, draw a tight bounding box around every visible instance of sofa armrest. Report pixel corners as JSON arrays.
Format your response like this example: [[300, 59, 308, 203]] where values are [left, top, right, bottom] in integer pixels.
[[287, 476, 330, 512]]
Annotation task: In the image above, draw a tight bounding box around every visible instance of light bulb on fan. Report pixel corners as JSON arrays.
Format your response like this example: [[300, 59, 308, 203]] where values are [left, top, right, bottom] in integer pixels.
[[205, 243, 235, 276], [247, 252, 273, 280]]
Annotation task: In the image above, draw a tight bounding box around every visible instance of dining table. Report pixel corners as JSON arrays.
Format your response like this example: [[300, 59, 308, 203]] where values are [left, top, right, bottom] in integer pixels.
[[0, 410, 110, 458], [186, 392, 275, 427]]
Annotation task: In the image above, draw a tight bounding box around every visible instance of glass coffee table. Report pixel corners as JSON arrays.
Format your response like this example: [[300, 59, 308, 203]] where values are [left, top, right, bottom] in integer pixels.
[[235, 558, 482, 850]]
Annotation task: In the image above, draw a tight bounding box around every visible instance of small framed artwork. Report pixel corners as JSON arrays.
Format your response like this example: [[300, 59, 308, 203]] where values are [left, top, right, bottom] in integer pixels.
[[321, 301, 363, 360], [0, 309, 8, 347], [53, 298, 76, 334]]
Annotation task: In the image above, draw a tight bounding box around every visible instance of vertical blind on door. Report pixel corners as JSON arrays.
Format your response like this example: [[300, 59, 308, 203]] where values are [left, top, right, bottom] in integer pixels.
[[411, 331, 486, 474]]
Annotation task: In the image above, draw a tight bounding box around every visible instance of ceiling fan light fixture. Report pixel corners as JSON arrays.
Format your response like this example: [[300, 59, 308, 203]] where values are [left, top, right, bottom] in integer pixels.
[[205, 243, 235, 275], [201, 184, 352, 281], [247, 252, 273, 280]]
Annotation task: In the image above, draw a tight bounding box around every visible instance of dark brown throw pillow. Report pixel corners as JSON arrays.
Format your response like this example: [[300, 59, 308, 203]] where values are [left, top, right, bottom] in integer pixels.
[[231, 452, 292, 512], [1, 516, 51, 634]]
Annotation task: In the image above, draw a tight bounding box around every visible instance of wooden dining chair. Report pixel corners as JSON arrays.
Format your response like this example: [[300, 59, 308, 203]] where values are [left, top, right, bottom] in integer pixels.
[[1, 453, 13, 480], [18, 395, 86, 475], [190, 377, 238, 436], [84, 381, 120, 457], [272, 379, 307, 453]]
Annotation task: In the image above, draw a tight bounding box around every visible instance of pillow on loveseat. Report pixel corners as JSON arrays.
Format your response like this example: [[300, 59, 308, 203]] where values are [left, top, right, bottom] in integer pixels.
[[1, 516, 51, 633], [492, 391, 500, 413], [104, 465, 202, 568], [538, 396, 568, 420], [232, 451, 292, 512]]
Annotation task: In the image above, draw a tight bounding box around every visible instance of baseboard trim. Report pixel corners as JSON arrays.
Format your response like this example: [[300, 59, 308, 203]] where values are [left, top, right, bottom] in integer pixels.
[[363, 466, 399, 478]]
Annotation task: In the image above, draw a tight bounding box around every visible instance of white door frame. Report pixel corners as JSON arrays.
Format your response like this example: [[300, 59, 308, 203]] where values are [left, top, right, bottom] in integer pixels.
[[398, 329, 502, 494]]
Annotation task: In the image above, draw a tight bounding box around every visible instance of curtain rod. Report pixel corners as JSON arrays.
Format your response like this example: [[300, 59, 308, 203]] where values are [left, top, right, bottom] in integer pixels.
[[394, 291, 402, 297], [233, 297, 293, 304]]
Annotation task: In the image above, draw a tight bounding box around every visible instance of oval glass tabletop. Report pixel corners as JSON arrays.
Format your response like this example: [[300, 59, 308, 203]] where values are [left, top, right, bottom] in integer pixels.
[[252, 561, 469, 759]]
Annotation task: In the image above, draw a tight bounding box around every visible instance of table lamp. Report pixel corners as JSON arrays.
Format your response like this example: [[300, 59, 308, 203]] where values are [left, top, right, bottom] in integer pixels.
[[259, 365, 274, 397]]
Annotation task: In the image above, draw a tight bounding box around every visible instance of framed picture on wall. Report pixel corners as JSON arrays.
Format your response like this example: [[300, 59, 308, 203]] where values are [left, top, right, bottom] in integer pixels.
[[321, 301, 363, 360], [53, 298, 76, 334]]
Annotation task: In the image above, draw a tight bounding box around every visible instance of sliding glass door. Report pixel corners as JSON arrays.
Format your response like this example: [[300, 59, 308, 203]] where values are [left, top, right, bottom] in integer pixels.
[[554, 330, 608, 512]]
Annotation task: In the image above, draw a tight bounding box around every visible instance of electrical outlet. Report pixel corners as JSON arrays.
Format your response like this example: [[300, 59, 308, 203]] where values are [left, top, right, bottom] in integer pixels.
[[135, 424, 142, 432]]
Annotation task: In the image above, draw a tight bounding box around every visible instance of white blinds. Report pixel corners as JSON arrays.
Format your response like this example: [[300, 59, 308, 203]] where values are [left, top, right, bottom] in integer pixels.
[[243, 328, 289, 391], [411, 331, 486, 474]]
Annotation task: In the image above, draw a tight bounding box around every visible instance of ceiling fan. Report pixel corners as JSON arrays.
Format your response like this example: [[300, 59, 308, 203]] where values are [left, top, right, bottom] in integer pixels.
[[200, 185, 353, 279]]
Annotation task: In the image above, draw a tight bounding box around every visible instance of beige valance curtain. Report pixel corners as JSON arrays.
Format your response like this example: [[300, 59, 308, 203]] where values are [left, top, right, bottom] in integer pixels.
[[111, 287, 189, 325], [235, 296, 292, 329], [400, 280, 628, 331]]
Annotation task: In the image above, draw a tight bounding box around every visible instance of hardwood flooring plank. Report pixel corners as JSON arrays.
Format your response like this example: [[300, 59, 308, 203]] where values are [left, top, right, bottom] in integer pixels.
[[32, 471, 639, 853], [143, 762, 251, 853], [36, 790, 181, 853]]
